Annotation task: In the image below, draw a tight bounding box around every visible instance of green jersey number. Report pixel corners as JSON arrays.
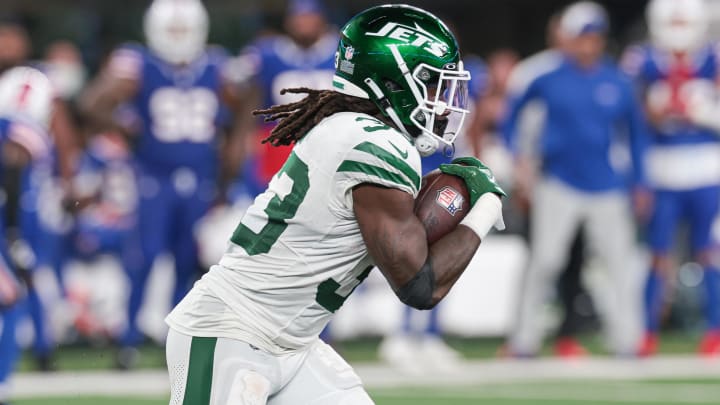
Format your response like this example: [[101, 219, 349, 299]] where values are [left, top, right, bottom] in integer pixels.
[[316, 266, 372, 313], [355, 116, 390, 132], [230, 152, 310, 255]]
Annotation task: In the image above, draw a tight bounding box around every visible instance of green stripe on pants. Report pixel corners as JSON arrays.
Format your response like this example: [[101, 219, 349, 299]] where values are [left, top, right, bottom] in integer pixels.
[[183, 337, 217, 405]]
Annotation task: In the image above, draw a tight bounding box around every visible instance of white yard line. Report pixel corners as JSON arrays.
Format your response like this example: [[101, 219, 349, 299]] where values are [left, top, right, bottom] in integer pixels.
[[9, 355, 720, 399], [373, 384, 720, 404], [357, 355, 720, 388]]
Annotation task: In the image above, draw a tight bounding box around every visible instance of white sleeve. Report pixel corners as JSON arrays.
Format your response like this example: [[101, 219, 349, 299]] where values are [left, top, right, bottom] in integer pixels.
[[334, 138, 421, 214]]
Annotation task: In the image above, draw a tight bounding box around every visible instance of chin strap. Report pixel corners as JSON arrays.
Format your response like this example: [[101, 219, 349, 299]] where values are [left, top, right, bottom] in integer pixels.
[[414, 133, 439, 157]]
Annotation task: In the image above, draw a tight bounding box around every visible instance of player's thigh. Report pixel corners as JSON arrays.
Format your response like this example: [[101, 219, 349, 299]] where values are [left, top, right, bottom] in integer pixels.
[[172, 191, 212, 265], [167, 328, 222, 405], [211, 338, 278, 405], [167, 329, 280, 405], [136, 175, 175, 256], [646, 190, 682, 254], [585, 191, 636, 261], [270, 341, 374, 405], [585, 191, 645, 302], [688, 186, 720, 254], [529, 177, 584, 268]]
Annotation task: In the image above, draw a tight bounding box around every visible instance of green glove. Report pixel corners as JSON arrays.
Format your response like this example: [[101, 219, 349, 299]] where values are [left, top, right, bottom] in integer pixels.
[[439, 157, 506, 206]]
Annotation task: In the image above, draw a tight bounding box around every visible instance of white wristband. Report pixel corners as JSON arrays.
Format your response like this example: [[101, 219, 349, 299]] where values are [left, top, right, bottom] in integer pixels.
[[460, 193, 505, 240]]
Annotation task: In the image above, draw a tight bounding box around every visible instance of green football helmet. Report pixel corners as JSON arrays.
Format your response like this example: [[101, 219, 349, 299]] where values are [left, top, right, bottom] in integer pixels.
[[333, 4, 471, 156]]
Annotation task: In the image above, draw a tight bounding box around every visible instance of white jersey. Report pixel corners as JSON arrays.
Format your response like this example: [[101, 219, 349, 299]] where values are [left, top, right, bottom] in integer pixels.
[[166, 112, 421, 354]]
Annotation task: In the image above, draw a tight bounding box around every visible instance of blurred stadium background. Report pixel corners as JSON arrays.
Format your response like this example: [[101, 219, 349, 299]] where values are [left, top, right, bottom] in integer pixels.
[[2, 0, 720, 404]]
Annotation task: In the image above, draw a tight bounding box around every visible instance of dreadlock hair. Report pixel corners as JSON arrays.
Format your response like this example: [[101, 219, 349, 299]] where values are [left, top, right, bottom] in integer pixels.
[[253, 87, 394, 147]]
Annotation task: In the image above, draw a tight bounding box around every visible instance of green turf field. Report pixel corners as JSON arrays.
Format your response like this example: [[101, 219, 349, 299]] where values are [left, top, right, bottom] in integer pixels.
[[13, 334, 719, 404], [14, 379, 720, 405], [17, 333, 706, 372]]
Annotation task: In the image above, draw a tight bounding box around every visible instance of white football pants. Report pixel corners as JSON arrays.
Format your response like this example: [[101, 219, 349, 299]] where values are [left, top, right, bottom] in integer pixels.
[[509, 177, 644, 356], [166, 328, 374, 405]]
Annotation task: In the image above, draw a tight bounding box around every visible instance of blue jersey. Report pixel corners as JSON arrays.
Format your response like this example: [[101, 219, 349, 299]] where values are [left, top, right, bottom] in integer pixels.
[[622, 44, 720, 190], [0, 117, 50, 306], [621, 43, 720, 144], [502, 56, 647, 192], [71, 135, 136, 258], [234, 32, 338, 193], [237, 32, 338, 110], [107, 44, 231, 178]]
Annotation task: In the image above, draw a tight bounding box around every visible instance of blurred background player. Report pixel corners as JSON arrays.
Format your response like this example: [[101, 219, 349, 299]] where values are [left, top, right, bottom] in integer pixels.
[[503, 11, 599, 358], [19, 39, 87, 371], [231, 0, 338, 197], [0, 66, 53, 405], [622, 0, 720, 357], [80, 0, 238, 368], [0, 21, 29, 75], [503, 1, 650, 357], [0, 21, 81, 372]]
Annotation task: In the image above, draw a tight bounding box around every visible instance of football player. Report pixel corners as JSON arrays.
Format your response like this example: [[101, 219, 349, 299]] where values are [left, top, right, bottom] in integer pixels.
[[0, 66, 53, 405], [19, 39, 87, 372], [503, 12, 596, 358], [80, 0, 238, 367], [0, 22, 82, 372], [621, 0, 720, 356], [165, 5, 504, 404], [229, 0, 339, 197], [503, 1, 649, 357], [70, 131, 137, 261]]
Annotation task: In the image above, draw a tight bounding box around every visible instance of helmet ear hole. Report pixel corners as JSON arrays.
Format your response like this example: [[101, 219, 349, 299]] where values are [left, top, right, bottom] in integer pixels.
[[417, 69, 432, 82], [383, 79, 402, 92]]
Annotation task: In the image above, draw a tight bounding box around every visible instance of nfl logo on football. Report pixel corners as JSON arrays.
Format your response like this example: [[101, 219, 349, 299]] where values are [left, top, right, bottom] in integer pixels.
[[435, 186, 464, 216], [345, 46, 354, 60]]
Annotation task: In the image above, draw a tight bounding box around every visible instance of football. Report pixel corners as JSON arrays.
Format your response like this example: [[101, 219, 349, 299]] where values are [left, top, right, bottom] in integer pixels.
[[414, 169, 471, 244]]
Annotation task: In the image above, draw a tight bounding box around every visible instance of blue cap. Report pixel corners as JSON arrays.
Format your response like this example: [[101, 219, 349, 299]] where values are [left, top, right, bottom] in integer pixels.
[[288, 0, 325, 17], [559, 1, 608, 38]]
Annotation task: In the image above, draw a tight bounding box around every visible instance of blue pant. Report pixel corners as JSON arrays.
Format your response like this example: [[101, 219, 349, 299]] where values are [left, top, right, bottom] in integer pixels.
[[647, 186, 720, 254], [645, 186, 720, 332], [0, 304, 21, 399], [121, 170, 213, 346]]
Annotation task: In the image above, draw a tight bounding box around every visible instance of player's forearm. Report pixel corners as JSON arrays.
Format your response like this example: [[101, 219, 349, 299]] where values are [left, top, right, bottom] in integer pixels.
[[78, 95, 123, 135], [50, 100, 81, 182], [426, 226, 480, 305], [79, 76, 137, 136], [425, 192, 504, 306]]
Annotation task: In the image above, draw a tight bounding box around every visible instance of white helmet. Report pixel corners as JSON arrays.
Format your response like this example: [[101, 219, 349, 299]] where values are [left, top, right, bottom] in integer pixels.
[[0, 66, 54, 129], [144, 0, 209, 65], [647, 0, 708, 53]]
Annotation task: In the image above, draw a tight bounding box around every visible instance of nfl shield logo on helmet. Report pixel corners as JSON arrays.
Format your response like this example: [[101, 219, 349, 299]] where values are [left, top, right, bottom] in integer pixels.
[[435, 186, 464, 216], [345, 46, 355, 60]]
